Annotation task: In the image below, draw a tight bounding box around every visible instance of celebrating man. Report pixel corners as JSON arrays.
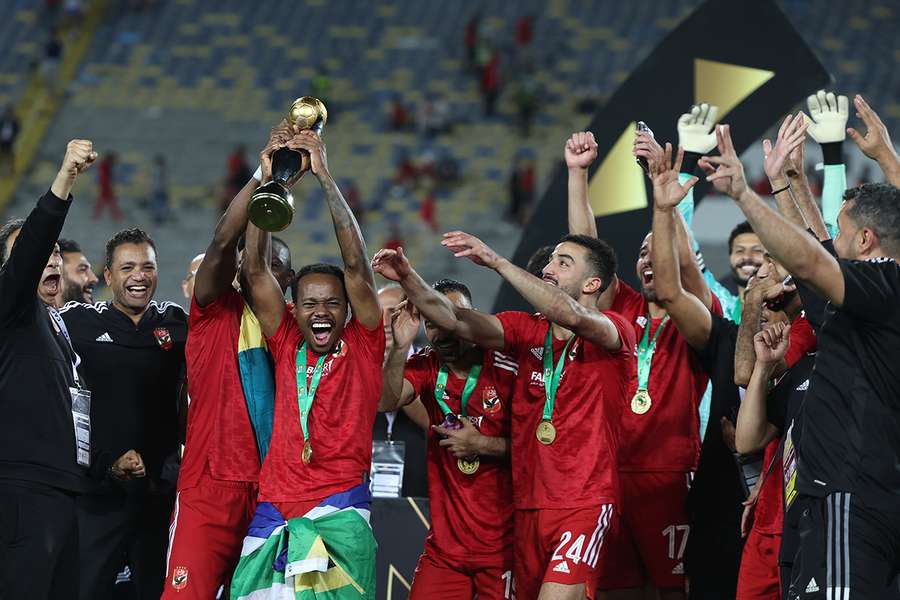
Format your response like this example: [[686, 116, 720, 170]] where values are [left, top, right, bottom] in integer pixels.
[[373, 229, 634, 599], [58, 238, 98, 304]]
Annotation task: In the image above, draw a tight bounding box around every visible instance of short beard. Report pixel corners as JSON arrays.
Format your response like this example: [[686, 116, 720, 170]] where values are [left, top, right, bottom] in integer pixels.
[[640, 286, 658, 303], [62, 279, 84, 304]]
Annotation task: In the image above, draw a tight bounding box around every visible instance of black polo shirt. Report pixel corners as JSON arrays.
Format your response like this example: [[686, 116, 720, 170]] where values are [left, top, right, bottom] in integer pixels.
[[59, 300, 187, 490]]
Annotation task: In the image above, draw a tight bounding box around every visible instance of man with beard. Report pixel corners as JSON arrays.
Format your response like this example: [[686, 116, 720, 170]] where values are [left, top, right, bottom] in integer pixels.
[[164, 122, 302, 600], [58, 238, 98, 304], [58, 227, 187, 600], [0, 141, 144, 600], [373, 230, 634, 600], [563, 130, 717, 600], [230, 129, 384, 599], [703, 115, 900, 599], [379, 278, 516, 599]]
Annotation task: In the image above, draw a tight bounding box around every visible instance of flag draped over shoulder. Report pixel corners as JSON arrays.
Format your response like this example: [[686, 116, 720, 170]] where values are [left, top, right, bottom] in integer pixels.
[[237, 304, 275, 460], [231, 483, 376, 600]]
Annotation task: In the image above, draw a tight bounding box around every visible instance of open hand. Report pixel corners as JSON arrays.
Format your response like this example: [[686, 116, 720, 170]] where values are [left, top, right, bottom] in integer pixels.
[[390, 299, 420, 348], [371, 247, 412, 282], [846, 94, 898, 164], [806, 89, 848, 144], [644, 141, 699, 209], [441, 231, 503, 269], [677, 103, 719, 154], [699, 125, 749, 199], [762, 112, 808, 183]]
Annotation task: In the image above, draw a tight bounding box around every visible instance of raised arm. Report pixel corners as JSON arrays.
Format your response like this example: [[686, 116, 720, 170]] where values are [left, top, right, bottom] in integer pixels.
[[243, 222, 286, 337], [846, 94, 900, 187], [194, 121, 300, 307], [565, 131, 599, 238], [0, 140, 95, 323], [701, 125, 847, 307], [763, 113, 809, 231], [804, 90, 848, 238], [379, 301, 420, 412], [735, 322, 790, 454], [293, 131, 380, 329], [441, 231, 622, 350], [372, 247, 506, 350], [733, 267, 792, 386]]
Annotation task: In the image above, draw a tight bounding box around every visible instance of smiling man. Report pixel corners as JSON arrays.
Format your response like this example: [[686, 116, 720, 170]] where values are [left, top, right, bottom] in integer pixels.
[[58, 238, 98, 304], [58, 227, 187, 600]]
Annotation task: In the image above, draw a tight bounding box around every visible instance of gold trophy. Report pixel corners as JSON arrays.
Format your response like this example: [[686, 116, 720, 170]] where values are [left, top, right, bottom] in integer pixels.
[[248, 96, 328, 232]]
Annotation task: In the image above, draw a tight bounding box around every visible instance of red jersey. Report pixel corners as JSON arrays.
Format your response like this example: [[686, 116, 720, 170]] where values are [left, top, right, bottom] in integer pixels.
[[611, 281, 722, 472], [260, 309, 385, 504], [403, 347, 517, 563], [496, 311, 636, 510], [785, 314, 816, 366], [181, 290, 262, 489]]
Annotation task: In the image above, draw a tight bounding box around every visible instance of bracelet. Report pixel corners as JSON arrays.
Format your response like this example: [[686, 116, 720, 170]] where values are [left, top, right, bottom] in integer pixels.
[[771, 183, 791, 195]]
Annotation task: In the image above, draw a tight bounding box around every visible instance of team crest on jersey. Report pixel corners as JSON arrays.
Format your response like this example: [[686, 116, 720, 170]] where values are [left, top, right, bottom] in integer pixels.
[[153, 327, 173, 350], [171, 566, 188, 590], [530, 347, 543, 361], [482, 386, 501, 414], [636, 315, 647, 329], [331, 339, 348, 358]]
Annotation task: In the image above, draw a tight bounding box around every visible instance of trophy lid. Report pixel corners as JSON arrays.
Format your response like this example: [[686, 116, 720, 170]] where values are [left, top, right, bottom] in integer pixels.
[[289, 96, 327, 134]]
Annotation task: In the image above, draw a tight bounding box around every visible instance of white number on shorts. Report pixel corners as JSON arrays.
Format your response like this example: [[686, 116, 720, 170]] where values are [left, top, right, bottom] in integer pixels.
[[662, 524, 690, 560], [502, 570, 516, 599], [565, 533, 586, 565], [550, 530, 572, 562]]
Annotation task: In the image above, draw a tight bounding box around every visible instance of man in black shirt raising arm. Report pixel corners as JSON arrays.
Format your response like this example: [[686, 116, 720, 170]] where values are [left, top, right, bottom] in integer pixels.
[[0, 141, 144, 599], [700, 118, 900, 599]]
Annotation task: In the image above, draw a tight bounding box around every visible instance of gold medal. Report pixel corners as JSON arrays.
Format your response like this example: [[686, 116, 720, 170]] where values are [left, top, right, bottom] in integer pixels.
[[535, 419, 557, 445], [302, 441, 313, 464], [631, 390, 652, 415], [457, 456, 480, 475]]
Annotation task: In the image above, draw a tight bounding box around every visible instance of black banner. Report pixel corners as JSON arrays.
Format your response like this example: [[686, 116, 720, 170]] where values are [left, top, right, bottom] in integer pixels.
[[372, 497, 430, 599], [494, 0, 830, 311]]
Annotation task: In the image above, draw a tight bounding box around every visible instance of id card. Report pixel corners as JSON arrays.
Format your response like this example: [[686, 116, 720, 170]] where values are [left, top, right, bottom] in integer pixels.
[[370, 440, 405, 498], [70, 387, 91, 467]]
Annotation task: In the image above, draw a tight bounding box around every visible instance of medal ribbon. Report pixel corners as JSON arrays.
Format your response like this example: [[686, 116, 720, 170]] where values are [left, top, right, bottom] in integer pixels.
[[636, 314, 669, 393], [434, 363, 482, 418], [295, 341, 327, 443], [542, 326, 576, 422]]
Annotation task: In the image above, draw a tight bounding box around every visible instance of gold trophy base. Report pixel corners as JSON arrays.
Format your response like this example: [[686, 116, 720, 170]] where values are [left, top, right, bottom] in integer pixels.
[[249, 182, 294, 232]]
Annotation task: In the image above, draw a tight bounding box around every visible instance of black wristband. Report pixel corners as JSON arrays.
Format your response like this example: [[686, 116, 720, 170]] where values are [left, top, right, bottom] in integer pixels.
[[680, 151, 702, 175], [820, 141, 843, 166], [771, 183, 791, 195]]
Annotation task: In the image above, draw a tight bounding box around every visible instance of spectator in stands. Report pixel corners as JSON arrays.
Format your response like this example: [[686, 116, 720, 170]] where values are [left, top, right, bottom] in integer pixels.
[[0, 106, 20, 175], [384, 223, 405, 253], [150, 154, 169, 224], [508, 155, 535, 225], [480, 48, 501, 117], [93, 151, 123, 221], [515, 14, 533, 46], [41, 29, 63, 96], [312, 65, 331, 112], [513, 65, 539, 137], [464, 13, 480, 71], [58, 238, 98, 304], [420, 189, 438, 234], [223, 145, 251, 213], [390, 95, 411, 131]]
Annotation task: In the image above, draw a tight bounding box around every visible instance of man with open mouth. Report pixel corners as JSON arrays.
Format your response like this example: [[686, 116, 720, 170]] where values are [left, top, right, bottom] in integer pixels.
[[58, 227, 188, 600], [231, 129, 384, 599]]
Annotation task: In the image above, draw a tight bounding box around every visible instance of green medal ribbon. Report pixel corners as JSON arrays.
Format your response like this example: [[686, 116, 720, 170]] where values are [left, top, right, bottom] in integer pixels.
[[541, 326, 576, 422], [295, 341, 327, 443], [636, 314, 669, 393], [433, 363, 482, 418]]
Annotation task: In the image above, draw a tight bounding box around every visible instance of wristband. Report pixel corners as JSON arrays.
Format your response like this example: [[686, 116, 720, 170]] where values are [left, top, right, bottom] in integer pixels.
[[820, 141, 843, 166], [680, 151, 702, 175], [253, 165, 263, 181], [771, 183, 791, 196]]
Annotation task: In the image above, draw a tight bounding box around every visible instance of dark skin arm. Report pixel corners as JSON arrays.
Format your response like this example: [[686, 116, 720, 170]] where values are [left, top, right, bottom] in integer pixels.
[[291, 131, 381, 329], [243, 222, 285, 338]]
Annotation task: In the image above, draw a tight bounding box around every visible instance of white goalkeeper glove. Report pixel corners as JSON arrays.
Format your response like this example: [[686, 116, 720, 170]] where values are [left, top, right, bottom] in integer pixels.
[[805, 89, 848, 144], [677, 103, 719, 154]]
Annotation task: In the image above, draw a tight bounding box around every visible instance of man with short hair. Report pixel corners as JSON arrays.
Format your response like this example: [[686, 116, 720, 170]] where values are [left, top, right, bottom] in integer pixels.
[[59, 227, 187, 600], [231, 129, 384, 598], [0, 140, 144, 600], [373, 227, 635, 600], [58, 238, 98, 304], [380, 278, 516, 598], [181, 252, 204, 303], [701, 117, 900, 598]]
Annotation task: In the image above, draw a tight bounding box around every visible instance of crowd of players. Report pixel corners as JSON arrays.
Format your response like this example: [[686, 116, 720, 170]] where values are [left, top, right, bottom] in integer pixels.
[[0, 89, 899, 600]]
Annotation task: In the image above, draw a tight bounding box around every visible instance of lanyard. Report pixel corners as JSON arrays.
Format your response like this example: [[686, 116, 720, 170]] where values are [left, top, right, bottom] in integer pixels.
[[47, 306, 82, 387], [295, 341, 326, 443], [636, 314, 668, 392], [433, 363, 482, 418], [541, 326, 576, 422]]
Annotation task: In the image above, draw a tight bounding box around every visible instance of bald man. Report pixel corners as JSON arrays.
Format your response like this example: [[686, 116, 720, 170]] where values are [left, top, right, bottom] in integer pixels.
[[182, 253, 204, 304]]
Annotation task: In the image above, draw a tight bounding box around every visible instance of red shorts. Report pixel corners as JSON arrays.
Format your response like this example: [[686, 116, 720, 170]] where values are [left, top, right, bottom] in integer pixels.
[[514, 504, 615, 600], [410, 548, 513, 600], [596, 471, 691, 591], [736, 528, 781, 600], [161, 472, 257, 599]]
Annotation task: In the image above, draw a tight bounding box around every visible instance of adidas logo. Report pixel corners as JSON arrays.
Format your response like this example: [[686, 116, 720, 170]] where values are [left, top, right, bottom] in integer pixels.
[[806, 577, 819, 593], [530, 347, 543, 360], [796, 379, 809, 391], [552, 561, 570, 574], [671, 562, 684, 575], [95, 332, 114, 343]]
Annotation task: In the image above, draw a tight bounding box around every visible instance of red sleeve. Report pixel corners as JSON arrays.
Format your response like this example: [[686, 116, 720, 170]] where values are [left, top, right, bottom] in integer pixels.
[[604, 310, 637, 357], [610, 280, 643, 321], [344, 315, 386, 364], [188, 288, 242, 332], [266, 304, 300, 361], [495, 310, 535, 355], [709, 292, 723, 317], [785, 315, 816, 368], [403, 349, 435, 398]]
